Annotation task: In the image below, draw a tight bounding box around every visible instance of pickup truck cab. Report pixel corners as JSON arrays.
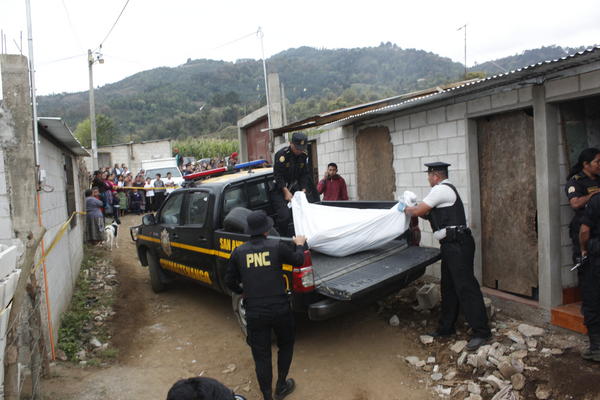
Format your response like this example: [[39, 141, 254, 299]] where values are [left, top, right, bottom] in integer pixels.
[[131, 165, 440, 333]]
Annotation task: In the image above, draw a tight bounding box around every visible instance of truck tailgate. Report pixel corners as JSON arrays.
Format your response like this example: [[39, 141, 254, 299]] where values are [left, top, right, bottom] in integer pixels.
[[314, 245, 440, 301]]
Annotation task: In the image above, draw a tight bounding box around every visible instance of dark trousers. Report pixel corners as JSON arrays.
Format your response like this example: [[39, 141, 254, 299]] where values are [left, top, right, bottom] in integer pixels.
[[439, 235, 490, 338], [246, 307, 295, 400], [154, 192, 165, 211], [271, 191, 293, 237], [579, 258, 600, 335]]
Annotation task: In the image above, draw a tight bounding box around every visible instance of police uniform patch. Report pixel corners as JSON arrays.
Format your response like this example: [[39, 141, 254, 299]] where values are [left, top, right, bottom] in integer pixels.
[[568, 186, 576, 194], [279, 156, 285, 162]]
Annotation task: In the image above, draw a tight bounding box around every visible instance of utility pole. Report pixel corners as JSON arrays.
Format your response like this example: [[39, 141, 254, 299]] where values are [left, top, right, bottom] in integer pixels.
[[257, 27, 273, 153], [458, 24, 467, 79], [88, 48, 103, 170], [25, 0, 39, 168]]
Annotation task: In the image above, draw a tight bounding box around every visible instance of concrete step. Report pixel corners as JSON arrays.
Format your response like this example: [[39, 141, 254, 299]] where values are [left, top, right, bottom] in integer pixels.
[[551, 302, 587, 334]]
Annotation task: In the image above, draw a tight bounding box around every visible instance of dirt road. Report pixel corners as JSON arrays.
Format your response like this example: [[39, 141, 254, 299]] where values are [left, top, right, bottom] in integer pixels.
[[43, 215, 432, 400]]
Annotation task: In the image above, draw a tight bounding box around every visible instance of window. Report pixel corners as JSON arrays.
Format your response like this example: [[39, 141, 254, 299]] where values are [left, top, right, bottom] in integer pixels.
[[247, 180, 269, 208], [159, 193, 184, 225], [64, 154, 77, 229], [223, 186, 248, 215], [187, 192, 209, 226]]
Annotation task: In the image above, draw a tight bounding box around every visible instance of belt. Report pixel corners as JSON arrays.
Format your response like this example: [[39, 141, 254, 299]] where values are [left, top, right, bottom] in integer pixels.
[[439, 225, 471, 244]]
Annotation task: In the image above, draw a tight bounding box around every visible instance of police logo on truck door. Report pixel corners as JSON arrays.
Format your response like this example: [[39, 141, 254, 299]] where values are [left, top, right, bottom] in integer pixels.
[[160, 228, 172, 256]]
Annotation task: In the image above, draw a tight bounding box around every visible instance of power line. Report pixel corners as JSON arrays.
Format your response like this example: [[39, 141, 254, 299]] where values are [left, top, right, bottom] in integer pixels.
[[61, 0, 85, 52], [98, 0, 131, 48], [37, 53, 86, 66], [211, 29, 259, 51]]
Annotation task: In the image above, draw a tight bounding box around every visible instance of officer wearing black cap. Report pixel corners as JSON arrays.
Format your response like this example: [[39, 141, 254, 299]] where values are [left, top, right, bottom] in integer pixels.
[[405, 162, 490, 351], [271, 132, 311, 236], [224, 210, 307, 400]]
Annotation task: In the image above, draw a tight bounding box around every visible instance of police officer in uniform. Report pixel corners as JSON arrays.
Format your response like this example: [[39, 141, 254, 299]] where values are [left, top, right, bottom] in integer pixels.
[[225, 210, 307, 400], [565, 148, 600, 262], [271, 132, 311, 236], [577, 170, 600, 362], [405, 162, 490, 351]]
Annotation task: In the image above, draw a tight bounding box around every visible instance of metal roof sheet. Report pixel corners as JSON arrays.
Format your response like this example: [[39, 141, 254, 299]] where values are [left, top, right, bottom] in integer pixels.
[[37, 117, 90, 156]]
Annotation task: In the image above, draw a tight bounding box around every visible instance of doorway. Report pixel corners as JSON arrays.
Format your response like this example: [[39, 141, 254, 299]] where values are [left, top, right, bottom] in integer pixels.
[[478, 109, 538, 297], [356, 126, 395, 201]]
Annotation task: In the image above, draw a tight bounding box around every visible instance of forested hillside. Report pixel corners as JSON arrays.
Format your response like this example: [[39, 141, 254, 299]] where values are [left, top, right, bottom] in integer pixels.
[[37, 44, 588, 144]]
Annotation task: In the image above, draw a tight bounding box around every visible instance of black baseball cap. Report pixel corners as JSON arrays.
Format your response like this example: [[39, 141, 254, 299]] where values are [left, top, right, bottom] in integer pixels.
[[291, 132, 308, 151], [424, 162, 451, 173]]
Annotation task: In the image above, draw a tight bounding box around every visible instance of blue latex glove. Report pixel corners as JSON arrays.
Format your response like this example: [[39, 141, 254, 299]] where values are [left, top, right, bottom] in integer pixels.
[[396, 201, 406, 212]]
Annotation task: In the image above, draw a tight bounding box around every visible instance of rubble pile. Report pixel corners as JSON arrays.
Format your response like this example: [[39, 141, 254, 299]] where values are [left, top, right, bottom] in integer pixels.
[[380, 282, 586, 399]]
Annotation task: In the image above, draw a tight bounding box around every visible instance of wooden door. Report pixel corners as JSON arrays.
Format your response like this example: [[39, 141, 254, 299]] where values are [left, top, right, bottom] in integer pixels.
[[246, 118, 270, 163], [356, 126, 395, 201], [478, 110, 538, 297]]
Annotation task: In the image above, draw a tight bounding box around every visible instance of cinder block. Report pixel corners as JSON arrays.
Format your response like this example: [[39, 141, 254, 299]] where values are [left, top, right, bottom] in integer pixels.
[[446, 103, 466, 121], [395, 115, 410, 130], [0, 149, 4, 173], [467, 96, 491, 114], [394, 144, 412, 159], [333, 140, 343, 152], [580, 69, 600, 91], [410, 111, 427, 128], [396, 158, 421, 173], [390, 131, 403, 146], [417, 283, 440, 310], [0, 173, 6, 195], [411, 142, 429, 157], [457, 119, 466, 136], [491, 90, 518, 109], [419, 125, 437, 141], [403, 128, 419, 144], [396, 173, 413, 187], [545, 76, 579, 98], [427, 107, 446, 124], [448, 137, 466, 154], [458, 153, 467, 170], [429, 139, 448, 156], [0, 197, 9, 218], [438, 121, 457, 138], [0, 245, 17, 278], [519, 86, 533, 103]]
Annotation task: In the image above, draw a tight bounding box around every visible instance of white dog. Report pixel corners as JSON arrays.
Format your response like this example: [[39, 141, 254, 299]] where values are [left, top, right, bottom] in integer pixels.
[[104, 221, 119, 250]]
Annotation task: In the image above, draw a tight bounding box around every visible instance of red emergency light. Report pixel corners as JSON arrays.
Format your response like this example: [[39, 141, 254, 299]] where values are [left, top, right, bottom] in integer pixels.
[[183, 167, 227, 181]]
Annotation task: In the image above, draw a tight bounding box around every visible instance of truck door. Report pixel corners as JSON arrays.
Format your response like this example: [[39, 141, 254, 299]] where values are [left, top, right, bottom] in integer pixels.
[[171, 190, 216, 288], [155, 192, 185, 262]]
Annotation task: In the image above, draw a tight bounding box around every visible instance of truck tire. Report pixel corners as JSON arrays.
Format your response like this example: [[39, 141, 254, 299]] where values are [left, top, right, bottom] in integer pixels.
[[231, 293, 248, 337], [147, 249, 168, 293]]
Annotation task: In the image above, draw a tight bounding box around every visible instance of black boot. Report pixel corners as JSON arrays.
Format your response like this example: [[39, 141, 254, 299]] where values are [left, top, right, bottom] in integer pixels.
[[582, 334, 600, 362], [274, 378, 295, 400]]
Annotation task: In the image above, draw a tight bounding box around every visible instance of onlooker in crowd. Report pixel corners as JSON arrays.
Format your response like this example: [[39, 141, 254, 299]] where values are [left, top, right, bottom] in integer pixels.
[[167, 377, 247, 400], [317, 162, 349, 201], [228, 152, 239, 167], [117, 188, 127, 217], [112, 163, 122, 177], [165, 172, 176, 195], [124, 173, 133, 188], [153, 173, 166, 211], [117, 175, 125, 188], [144, 177, 155, 212], [85, 188, 104, 244], [101, 171, 115, 216], [133, 174, 146, 211], [184, 164, 194, 176], [174, 147, 183, 171], [122, 166, 129, 176], [129, 188, 142, 214], [139, 169, 146, 178]]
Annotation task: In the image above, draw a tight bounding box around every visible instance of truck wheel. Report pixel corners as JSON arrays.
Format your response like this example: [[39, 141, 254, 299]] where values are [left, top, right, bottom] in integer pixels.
[[147, 250, 167, 293], [232, 293, 248, 337]]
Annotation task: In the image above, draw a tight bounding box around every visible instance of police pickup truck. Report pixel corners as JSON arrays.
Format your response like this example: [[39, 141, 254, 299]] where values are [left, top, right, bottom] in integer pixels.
[[130, 162, 440, 333]]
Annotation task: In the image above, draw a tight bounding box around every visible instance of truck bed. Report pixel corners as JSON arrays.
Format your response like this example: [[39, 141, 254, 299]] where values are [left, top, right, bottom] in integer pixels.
[[312, 239, 440, 301]]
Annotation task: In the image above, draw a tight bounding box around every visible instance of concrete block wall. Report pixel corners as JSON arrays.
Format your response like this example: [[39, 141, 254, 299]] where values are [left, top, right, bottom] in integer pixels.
[[558, 128, 577, 288], [315, 127, 358, 200], [0, 148, 14, 243], [84, 140, 172, 173], [38, 135, 85, 342]]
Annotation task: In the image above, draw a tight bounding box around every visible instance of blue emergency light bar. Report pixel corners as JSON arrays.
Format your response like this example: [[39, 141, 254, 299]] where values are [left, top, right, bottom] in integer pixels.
[[234, 159, 267, 169]]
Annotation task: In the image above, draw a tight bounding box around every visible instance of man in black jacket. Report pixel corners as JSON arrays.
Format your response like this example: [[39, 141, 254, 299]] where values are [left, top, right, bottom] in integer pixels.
[[225, 210, 307, 400]]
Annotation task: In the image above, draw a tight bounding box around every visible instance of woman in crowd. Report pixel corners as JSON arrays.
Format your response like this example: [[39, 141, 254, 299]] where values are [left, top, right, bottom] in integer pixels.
[[153, 173, 166, 211], [85, 188, 104, 245]]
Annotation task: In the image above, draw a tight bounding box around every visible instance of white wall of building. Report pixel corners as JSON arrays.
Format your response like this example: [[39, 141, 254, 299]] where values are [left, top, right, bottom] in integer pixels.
[[84, 139, 172, 173]]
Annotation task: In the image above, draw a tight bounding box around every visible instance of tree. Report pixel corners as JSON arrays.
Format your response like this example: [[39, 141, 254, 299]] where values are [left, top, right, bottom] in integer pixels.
[[74, 114, 119, 147]]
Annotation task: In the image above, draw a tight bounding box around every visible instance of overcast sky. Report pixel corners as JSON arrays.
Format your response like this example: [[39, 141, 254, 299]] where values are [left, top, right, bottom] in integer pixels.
[[1, 0, 599, 95]]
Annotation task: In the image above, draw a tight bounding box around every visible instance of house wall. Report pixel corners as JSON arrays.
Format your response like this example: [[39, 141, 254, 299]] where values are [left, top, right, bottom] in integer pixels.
[[0, 148, 13, 243], [315, 60, 600, 309], [84, 140, 172, 173], [38, 134, 86, 342]]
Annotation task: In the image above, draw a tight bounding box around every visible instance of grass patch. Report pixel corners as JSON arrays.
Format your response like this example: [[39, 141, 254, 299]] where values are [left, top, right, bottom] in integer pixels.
[[57, 244, 118, 364]]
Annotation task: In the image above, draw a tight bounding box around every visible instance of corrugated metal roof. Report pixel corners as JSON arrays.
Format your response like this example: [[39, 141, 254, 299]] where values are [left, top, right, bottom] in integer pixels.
[[275, 46, 600, 134], [38, 117, 90, 156]]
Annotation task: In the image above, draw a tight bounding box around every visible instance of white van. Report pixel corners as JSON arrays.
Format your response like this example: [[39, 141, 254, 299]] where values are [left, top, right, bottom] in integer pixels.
[[141, 158, 184, 188]]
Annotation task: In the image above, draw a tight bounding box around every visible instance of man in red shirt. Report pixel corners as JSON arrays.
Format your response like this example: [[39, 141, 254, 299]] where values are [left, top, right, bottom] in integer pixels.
[[317, 163, 349, 201]]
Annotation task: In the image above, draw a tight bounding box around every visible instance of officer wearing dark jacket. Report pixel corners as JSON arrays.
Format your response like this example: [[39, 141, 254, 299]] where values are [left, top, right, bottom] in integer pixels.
[[405, 162, 490, 351], [566, 148, 600, 261], [271, 132, 311, 236], [225, 210, 306, 400], [578, 193, 600, 362]]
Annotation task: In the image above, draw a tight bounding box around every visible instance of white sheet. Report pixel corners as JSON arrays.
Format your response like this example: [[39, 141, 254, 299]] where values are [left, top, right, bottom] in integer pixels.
[[291, 191, 412, 257]]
